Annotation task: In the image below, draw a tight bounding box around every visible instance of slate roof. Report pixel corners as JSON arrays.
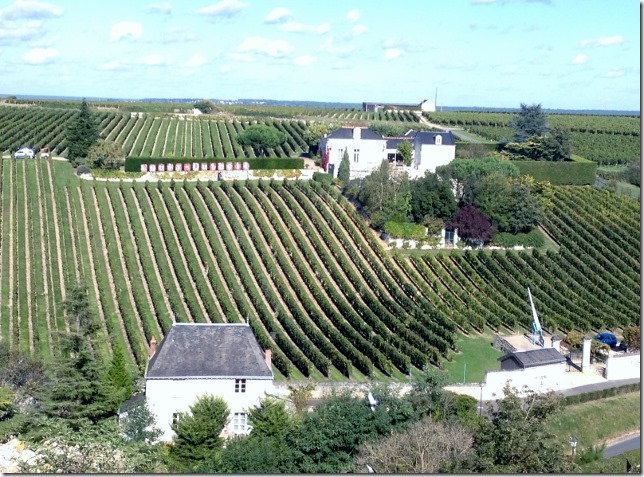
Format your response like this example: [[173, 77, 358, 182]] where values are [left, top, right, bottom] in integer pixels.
[[386, 138, 404, 149], [405, 130, 455, 146], [326, 127, 384, 140], [146, 323, 273, 379], [498, 347, 566, 369]]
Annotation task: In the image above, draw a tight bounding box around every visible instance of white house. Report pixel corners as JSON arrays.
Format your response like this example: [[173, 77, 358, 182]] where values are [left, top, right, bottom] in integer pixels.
[[144, 323, 274, 442], [319, 127, 455, 180]]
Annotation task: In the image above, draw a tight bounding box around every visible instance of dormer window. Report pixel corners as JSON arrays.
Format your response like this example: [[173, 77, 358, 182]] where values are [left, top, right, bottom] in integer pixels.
[[235, 378, 246, 393], [435, 135, 442, 145]]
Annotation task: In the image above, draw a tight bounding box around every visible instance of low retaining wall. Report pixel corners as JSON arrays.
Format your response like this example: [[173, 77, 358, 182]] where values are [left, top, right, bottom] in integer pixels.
[[604, 352, 640, 380]]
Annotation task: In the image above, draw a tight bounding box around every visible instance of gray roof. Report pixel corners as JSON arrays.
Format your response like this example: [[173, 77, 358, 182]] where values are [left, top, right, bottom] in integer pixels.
[[499, 348, 566, 369], [405, 130, 455, 146], [386, 138, 404, 149], [146, 323, 273, 379], [327, 127, 383, 140]]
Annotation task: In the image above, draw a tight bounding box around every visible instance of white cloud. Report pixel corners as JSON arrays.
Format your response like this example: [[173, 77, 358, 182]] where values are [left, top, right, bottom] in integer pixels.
[[199, 0, 246, 18], [265, 7, 291, 23], [346, 9, 360, 22], [184, 54, 207, 67], [220, 65, 231, 73], [352, 25, 367, 36], [110, 21, 143, 41], [332, 60, 349, 70], [318, 37, 355, 57], [581, 35, 623, 47], [163, 27, 197, 42], [0, 25, 39, 42], [237, 36, 294, 57], [571, 54, 587, 65], [605, 68, 625, 78], [141, 53, 168, 65], [384, 47, 403, 60], [146, 2, 171, 14], [294, 55, 316, 66], [101, 60, 125, 70], [1, 0, 63, 21], [22, 47, 58, 64], [279, 21, 330, 34]]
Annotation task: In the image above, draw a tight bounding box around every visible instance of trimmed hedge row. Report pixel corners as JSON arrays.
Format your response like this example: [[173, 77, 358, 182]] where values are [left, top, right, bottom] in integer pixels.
[[513, 160, 597, 185], [562, 382, 640, 406], [124, 157, 304, 172], [491, 230, 545, 248]]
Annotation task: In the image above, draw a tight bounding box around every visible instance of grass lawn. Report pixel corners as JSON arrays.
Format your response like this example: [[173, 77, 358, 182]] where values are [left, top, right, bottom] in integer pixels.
[[442, 329, 504, 384], [546, 391, 640, 453]]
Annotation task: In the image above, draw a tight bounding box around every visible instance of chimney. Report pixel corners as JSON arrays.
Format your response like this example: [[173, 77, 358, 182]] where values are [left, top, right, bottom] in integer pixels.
[[264, 349, 272, 370], [353, 127, 361, 140], [148, 336, 157, 359]]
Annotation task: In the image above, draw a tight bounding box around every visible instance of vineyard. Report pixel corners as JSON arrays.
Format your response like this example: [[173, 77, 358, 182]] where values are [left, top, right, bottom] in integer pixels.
[[424, 111, 640, 165], [0, 105, 420, 160], [0, 158, 639, 379]]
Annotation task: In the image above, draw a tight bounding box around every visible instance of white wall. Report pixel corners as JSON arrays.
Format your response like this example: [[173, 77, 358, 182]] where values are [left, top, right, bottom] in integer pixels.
[[483, 363, 567, 395], [604, 353, 640, 380], [323, 138, 387, 179], [409, 144, 455, 178], [146, 378, 274, 441]]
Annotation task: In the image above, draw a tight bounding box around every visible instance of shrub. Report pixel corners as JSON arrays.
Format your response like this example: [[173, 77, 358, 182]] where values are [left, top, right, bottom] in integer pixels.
[[76, 165, 90, 175], [383, 221, 426, 240], [491, 230, 545, 248], [312, 172, 332, 184]]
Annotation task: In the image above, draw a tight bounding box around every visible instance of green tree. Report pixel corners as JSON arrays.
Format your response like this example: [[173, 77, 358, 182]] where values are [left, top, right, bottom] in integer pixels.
[[470, 172, 513, 230], [236, 124, 287, 155], [458, 385, 576, 473], [103, 344, 133, 402], [437, 157, 519, 202], [409, 171, 457, 223], [337, 148, 351, 184], [508, 103, 549, 142], [193, 100, 216, 114], [248, 397, 295, 438], [0, 386, 15, 421], [408, 365, 450, 419], [623, 325, 640, 351], [507, 181, 543, 233], [120, 401, 162, 444], [303, 122, 333, 154], [66, 99, 100, 161], [217, 435, 296, 473], [397, 139, 413, 166], [354, 160, 411, 229], [86, 140, 123, 170], [167, 394, 230, 472]]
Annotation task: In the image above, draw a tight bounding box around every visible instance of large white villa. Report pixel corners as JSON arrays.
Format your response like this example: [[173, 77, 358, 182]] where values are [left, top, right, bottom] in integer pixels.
[[319, 127, 456, 180], [144, 323, 274, 442]]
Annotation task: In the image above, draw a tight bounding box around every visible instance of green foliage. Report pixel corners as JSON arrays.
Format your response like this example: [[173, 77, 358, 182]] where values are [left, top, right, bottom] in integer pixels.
[[624, 158, 640, 186], [216, 435, 296, 473], [19, 417, 164, 473], [467, 172, 513, 230], [312, 171, 332, 184], [562, 383, 640, 406], [338, 148, 350, 184], [565, 330, 584, 349], [459, 385, 576, 473], [422, 214, 445, 235], [445, 204, 496, 244], [491, 230, 545, 248], [508, 103, 549, 141], [502, 128, 572, 161], [408, 365, 450, 419], [236, 124, 287, 153], [103, 345, 133, 402], [124, 157, 304, 171], [623, 325, 640, 351], [383, 221, 426, 240], [409, 171, 457, 222], [193, 100, 216, 114], [397, 139, 413, 166], [66, 99, 100, 161], [351, 159, 411, 229], [86, 140, 124, 170], [0, 386, 15, 421], [367, 121, 408, 137], [513, 159, 597, 185], [287, 383, 315, 418], [167, 394, 230, 472], [248, 397, 295, 438], [303, 121, 333, 146], [120, 400, 162, 444]]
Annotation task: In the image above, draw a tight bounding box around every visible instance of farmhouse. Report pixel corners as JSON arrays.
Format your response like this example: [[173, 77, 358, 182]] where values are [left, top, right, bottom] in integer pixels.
[[144, 323, 274, 442], [362, 99, 436, 112], [319, 127, 456, 180]]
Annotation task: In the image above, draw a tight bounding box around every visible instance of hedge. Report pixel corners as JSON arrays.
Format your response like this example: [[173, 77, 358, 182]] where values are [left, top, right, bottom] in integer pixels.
[[513, 157, 597, 185], [124, 157, 304, 172], [383, 221, 426, 240], [312, 172, 332, 184], [562, 382, 640, 406]]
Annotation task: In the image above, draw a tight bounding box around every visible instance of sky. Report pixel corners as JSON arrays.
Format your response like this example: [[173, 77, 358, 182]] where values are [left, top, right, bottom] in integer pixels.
[[0, 0, 640, 110]]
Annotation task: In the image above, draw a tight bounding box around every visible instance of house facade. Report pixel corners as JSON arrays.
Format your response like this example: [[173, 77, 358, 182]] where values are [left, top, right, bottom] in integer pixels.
[[319, 127, 455, 180], [144, 323, 274, 442]]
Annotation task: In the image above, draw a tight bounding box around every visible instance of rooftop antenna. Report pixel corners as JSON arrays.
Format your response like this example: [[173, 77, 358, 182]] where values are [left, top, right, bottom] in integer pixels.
[[528, 288, 544, 347]]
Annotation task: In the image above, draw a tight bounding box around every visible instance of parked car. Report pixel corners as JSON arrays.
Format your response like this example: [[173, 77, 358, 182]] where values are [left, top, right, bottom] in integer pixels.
[[39, 147, 50, 158], [14, 147, 35, 159], [594, 332, 617, 347]]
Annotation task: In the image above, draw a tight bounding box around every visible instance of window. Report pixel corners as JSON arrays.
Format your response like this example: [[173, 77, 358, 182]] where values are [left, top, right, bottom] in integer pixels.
[[172, 412, 180, 425], [353, 148, 360, 163], [435, 135, 442, 145], [232, 412, 247, 432], [235, 378, 246, 393], [338, 149, 344, 161]]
